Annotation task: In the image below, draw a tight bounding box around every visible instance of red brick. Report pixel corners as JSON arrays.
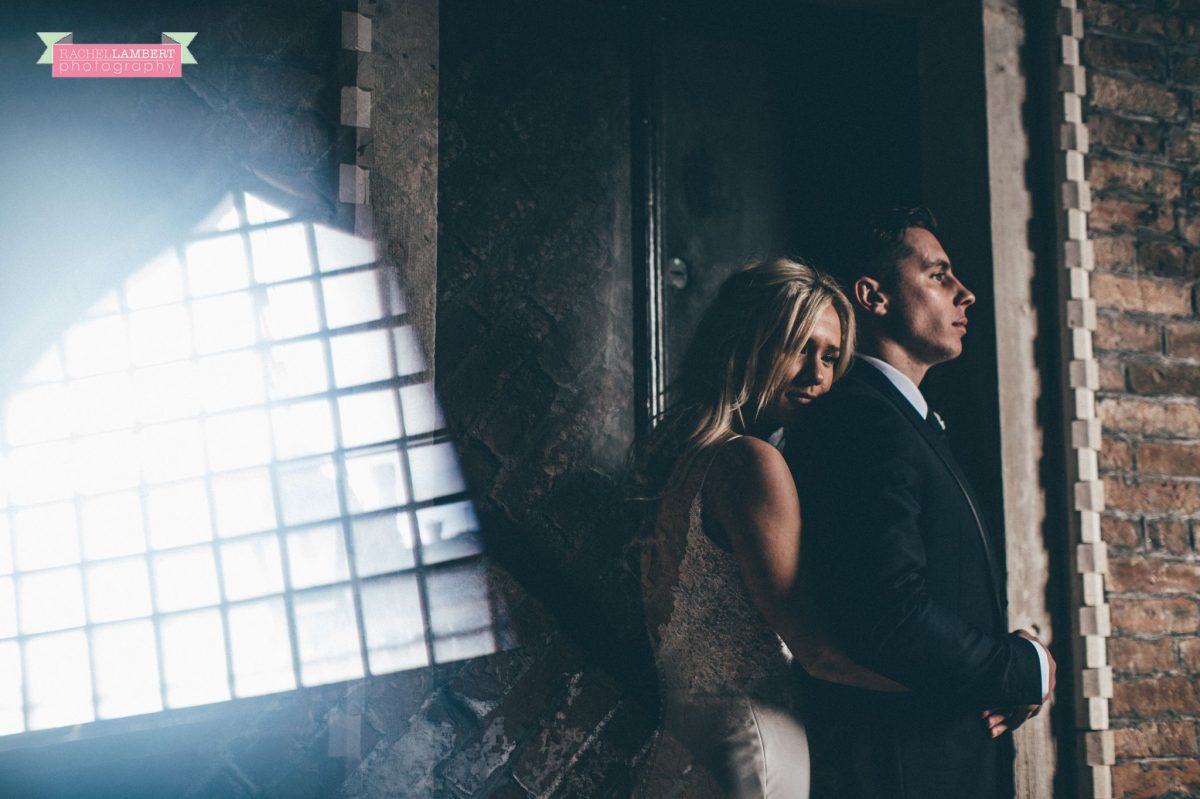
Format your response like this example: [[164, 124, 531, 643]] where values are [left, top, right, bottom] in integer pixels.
[[1104, 476, 1200, 514], [1084, 3, 1167, 37], [1111, 597, 1200, 636], [1085, 36, 1166, 80], [1140, 240, 1200, 278], [1128, 361, 1200, 396], [1165, 320, 1200, 358], [1101, 438, 1133, 471], [1113, 759, 1200, 799], [1103, 514, 1143, 547], [1092, 74, 1179, 118], [1087, 114, 1165, 154], [1110, 636, 1176, 673], [1096, 314, 1161, 353], [1099, 359, 1128, 391], [1091, 197, 1174, 234], [1109, 556, 1200, 593], [1115, 720, 1199, 758], [1173, 53, 1200, 87], [1146, 518, 1193, 555], [1180, 638, 1200, 671], [1168, 128, 1200, 162], [1092, 273, 1192, 315], [1091, 158, 1183, 200], [1094, 235, 1138, 271], [1139, 441, 1200, 476], [1099, 397, 1200, 437]]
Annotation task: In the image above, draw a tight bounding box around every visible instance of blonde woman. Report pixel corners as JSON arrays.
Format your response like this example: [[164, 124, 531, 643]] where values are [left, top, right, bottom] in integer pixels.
[[634, 258, 901, 799]]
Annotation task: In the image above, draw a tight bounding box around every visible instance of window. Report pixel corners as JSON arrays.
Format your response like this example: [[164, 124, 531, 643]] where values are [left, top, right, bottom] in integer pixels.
[[0, 192, 492, 737]]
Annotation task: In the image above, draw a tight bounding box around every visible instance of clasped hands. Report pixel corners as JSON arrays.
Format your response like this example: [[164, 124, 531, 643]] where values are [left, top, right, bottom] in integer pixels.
[[981, 630, 1056, 738]]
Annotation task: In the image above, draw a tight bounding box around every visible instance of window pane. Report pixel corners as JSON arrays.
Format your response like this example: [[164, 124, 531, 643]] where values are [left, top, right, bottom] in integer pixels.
[[152, 547, 220, 612], [23, 346, 65, 385], [186, 234, 249, 297], [228, 597, 295, 697], [352, 513, 416, 577], [427, 562, 496, 663], [417, 501, 483, 566], [127, 305, 192, 366], [7, 442, 73, 505], [68, 373, 136, 435], [13, 502, 79, 571], [160, 609, 229, 708], [193, 293, 257, 354], [344, 447, 407, 513], [393, 326, 426, 376], [24, 629, 94, 730], [146, 481, 212, 550], [63, 315, 130, 378], [212, 468, 277, 538], [250, 223, 312, 283], [139, 419, 207, 483], [322, 270, 383, 329], [219, 535, 284, 601], [337, 390, 401, 448], [330, 330, 392, 388], [86, 558, 153, 623], [262, 281, 320, 340], [313, 223, 376, 271], [205, 408, 272, 471], [195, 194, 240, 233], [18, 567, 85, 634], [0, 519, 10, 576], [197, 350, 266, 413], [73, 430, 140, 495], [0, 641, 23, 735], [407, 442, 467, 502], [286, 525, 349, 589], [5, 384, 70, 445], [0, 578, 16, 638], [92, 619, 162, 719], [80, 492, 145, 560], [294, 585, 362, 686], [132, 360, 202, 423], [276, 457, 340, 526], [266, 340, 328, 399], [360, 574, 427, 673], [125, 249, 185, 309], [271, 399, 335, 461], [398, 383, 444, 436]]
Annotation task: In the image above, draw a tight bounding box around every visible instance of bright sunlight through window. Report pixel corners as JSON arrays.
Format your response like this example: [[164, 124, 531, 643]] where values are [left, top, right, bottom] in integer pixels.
[[0, 193, 493, 736]]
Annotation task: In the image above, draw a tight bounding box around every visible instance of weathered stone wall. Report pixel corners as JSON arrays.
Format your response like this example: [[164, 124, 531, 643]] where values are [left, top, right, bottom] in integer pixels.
[[1082, 2, 1200, 796]]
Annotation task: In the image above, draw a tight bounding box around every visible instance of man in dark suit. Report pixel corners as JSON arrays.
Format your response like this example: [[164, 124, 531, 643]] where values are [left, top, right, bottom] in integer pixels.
[[789, 208, 1055, 798]]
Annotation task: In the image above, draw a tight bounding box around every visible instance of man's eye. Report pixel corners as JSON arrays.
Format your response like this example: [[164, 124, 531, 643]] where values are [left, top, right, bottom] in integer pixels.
[[932, 272, 946, 282]]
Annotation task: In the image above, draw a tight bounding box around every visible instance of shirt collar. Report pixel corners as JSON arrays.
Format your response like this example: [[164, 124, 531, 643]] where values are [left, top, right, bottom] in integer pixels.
[[857, 355, 929, 419]]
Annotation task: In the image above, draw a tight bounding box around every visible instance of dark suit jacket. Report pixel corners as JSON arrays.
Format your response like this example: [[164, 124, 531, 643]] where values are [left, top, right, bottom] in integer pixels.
[[788, 360, 1042, 799]]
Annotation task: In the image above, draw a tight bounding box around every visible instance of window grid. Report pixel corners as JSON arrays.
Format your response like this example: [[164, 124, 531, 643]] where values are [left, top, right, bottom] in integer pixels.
[[0, 192, 489, 737]]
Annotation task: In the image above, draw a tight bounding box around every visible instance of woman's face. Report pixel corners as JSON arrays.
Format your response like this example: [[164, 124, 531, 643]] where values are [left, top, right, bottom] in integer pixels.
[[761, 302, 843, 430]]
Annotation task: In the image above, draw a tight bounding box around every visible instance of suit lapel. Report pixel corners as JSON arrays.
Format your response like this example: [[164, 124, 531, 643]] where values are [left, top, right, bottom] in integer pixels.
[[848, 362, 1006, 624]]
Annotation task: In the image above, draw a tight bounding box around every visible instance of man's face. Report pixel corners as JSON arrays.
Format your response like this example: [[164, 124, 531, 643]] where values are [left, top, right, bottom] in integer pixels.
[[883, 227, 975, 367]]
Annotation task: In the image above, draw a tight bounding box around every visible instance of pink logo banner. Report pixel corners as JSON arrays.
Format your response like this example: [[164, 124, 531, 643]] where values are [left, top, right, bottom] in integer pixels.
[[53, 43, 182, 78]]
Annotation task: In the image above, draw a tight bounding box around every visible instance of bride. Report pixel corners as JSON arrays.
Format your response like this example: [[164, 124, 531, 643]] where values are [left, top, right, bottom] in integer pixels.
[[633, 258, 901, 798]]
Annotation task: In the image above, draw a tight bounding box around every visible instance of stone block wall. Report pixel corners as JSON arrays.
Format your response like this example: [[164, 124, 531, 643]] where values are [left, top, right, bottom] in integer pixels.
[[1083, 2, 1200, 796]]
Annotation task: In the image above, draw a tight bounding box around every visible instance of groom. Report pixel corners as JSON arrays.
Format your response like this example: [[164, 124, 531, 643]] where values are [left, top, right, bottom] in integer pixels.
[[788, 208, 1054, 798]]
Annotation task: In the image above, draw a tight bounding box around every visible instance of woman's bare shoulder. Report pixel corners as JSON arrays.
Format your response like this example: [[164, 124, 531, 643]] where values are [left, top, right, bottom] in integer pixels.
[[705, 436, 796, 508]]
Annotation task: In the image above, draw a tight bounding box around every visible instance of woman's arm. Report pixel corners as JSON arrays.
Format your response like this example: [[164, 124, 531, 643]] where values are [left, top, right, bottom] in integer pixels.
[[706, 437, 903, 692]]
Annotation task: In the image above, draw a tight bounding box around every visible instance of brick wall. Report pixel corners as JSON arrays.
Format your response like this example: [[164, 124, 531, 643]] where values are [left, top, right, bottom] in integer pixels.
[[1084, 2, 1200, 796]]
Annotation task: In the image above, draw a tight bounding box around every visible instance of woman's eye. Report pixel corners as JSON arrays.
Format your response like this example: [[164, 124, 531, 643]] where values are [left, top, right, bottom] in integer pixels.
[[821, 355, 838, 365]]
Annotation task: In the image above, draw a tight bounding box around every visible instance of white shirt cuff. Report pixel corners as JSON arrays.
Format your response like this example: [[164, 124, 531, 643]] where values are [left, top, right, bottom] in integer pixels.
[[1030, 639, 1049, 700]]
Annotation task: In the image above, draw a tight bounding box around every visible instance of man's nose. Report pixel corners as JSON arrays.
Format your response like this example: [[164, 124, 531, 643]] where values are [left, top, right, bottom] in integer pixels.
[[955, 279, 976, 307]]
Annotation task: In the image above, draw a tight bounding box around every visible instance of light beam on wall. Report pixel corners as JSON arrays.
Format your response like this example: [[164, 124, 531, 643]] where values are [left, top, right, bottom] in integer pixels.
[[0, 192, 495, 738]]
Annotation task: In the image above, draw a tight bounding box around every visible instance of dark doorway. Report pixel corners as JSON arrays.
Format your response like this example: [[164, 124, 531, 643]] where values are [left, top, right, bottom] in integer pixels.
[[647, 2, 923, 390]]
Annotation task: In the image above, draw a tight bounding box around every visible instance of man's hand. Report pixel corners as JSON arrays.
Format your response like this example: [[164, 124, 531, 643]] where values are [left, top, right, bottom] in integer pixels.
[[983, 630, 1056, 737]]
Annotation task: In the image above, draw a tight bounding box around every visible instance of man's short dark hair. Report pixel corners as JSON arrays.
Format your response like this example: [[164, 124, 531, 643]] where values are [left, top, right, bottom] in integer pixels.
[[847, 206, 939, 287]]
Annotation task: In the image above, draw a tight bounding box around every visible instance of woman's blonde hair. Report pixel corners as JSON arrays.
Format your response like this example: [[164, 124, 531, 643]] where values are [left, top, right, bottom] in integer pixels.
[[632, 256, 855, 497]]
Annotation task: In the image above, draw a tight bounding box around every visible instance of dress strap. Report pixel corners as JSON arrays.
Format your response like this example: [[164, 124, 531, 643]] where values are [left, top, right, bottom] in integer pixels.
[[698, 434, 744, 494]]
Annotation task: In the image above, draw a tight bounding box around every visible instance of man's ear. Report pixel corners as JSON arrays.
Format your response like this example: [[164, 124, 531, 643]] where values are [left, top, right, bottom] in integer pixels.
[[854, 276, 888, 317]]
